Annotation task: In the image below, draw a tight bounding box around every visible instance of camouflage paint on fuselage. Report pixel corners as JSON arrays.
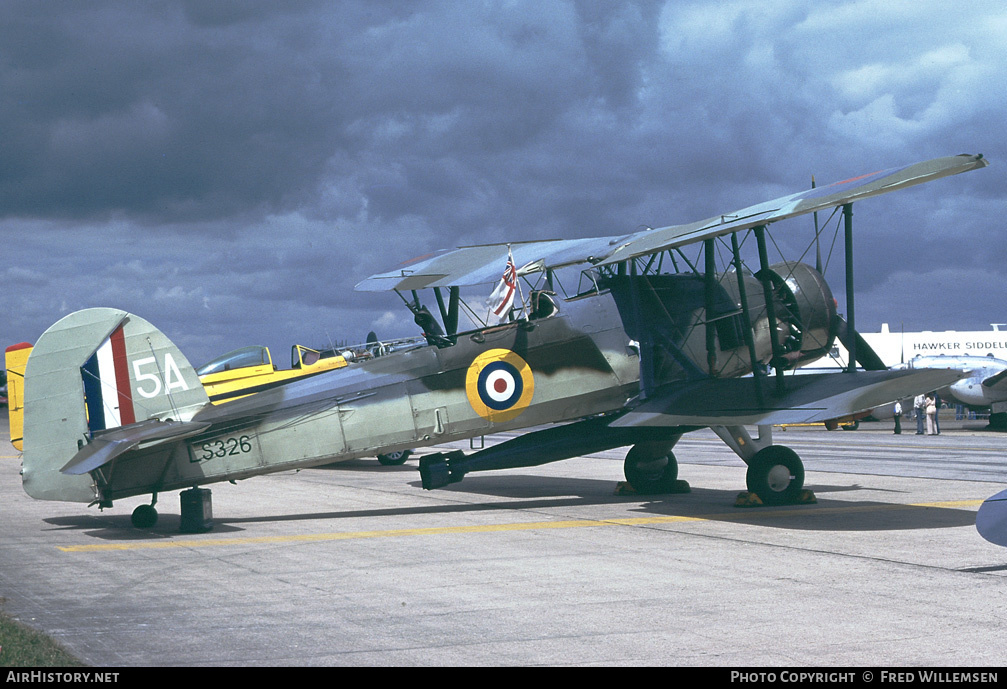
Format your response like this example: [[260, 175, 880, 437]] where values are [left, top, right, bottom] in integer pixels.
[[94, 292, 638, 502]]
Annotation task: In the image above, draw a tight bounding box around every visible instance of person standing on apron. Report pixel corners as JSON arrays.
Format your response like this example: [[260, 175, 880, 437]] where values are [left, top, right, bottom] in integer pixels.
[[925, 394, 938, 435]]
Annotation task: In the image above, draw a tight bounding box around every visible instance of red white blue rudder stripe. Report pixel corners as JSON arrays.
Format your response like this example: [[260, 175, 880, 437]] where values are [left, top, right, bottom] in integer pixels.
[[81, 324, 136, 433]]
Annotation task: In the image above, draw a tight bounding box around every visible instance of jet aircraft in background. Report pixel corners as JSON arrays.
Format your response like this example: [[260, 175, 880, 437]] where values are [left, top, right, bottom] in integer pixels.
[[10, 154, 987, 529], [809, 323, 1007, 428]]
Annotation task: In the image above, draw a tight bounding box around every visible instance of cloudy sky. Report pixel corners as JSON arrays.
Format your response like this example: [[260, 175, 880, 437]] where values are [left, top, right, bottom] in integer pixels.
[[2, 0, 1004, 368]]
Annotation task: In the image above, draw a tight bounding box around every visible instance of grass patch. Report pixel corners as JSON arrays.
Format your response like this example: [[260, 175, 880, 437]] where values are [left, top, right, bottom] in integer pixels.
[[0, 605, 85, 667]]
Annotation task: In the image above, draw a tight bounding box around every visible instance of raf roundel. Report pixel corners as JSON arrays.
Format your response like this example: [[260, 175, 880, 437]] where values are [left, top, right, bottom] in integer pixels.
[[466, 349, 535, 423]]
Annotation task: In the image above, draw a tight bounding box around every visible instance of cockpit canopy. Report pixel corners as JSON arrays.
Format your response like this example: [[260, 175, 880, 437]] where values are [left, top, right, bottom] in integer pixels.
[[196, 346, 272, 376]]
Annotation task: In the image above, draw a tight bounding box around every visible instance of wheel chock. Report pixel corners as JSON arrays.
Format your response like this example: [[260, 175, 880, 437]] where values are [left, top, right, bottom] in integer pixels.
[[735, 489, 818, 507], [735, 491, 764, 507], [614, 480, 691, 496]]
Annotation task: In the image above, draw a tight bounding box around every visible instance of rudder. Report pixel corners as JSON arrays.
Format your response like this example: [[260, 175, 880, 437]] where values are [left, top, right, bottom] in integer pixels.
[[22, 308, 209, 502]]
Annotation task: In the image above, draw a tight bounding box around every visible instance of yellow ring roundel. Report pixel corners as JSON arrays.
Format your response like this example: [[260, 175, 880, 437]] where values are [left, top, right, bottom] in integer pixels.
[[466, 348, 535, 423]]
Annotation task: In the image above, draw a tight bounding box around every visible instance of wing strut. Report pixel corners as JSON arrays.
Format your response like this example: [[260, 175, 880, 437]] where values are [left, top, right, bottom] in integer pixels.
[[843, 203, 856, 374], [754, 226, 786, 395], [433, 286, 460, 335], [627, 263, 655, 398], [704, 239, 718, 374], [730, 231, 766, 408]]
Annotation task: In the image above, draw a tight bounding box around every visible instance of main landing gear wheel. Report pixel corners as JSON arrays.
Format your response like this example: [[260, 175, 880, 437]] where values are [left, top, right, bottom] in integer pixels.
[[624, 446, 679, 495], [131, 503, 158, 529], [745, 446, 805, 505], [377, 450, 412, 466]]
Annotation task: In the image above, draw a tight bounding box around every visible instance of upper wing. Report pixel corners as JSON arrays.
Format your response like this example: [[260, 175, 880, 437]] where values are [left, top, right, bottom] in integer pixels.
[[355, 154, 987, 292], [355, 236, 620, 292], [595, 154, 987, 266]]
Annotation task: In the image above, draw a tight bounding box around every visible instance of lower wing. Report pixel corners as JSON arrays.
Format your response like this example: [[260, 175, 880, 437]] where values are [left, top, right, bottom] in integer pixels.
[[610, 368, 963, 427]]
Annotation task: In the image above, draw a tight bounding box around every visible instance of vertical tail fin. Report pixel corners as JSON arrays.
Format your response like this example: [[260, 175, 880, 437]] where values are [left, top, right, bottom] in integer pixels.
[[22, 308, 209, 502], [5, 342, 32, 451]]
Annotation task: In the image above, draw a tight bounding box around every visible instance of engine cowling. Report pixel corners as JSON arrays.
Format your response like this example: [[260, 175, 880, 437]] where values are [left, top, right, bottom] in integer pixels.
[[760, 261, 838, 369], [603, 261, 839, 385]]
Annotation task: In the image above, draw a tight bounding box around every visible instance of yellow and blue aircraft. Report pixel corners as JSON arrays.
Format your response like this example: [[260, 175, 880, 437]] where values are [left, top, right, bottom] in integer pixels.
[[196, 344, 349, 404]]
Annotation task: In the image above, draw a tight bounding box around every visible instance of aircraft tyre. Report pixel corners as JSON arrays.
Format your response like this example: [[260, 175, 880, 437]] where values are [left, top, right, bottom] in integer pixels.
[[131, 504, 158, 529], [746, 446, 805, 505], [624, 446, 679, 494], [377, 450, 412, 466]]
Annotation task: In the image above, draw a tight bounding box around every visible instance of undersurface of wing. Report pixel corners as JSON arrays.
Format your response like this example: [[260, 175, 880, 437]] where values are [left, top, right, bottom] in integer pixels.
[[594, 154, 987, 266], [608, 368, 965, 428], [354, 236, 620, 292], [355, 154, 986, 292]]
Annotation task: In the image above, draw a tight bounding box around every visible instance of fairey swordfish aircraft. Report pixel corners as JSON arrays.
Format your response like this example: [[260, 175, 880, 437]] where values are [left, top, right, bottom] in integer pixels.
[[14, 154, 988, 529]]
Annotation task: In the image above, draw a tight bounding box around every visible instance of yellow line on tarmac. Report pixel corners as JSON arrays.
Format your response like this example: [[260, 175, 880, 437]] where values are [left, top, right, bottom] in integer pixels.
[[57, 516, 707, 552], [56, 499, 982, 553], [914, 500, 984, 509]]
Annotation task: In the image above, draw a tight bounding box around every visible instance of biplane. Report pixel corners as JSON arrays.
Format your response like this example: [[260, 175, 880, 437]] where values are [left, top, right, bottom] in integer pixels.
[[13, 154, 987, 529]]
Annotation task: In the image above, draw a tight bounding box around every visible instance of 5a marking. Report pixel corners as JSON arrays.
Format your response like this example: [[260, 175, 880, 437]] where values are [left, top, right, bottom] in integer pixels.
[[132, 353, 189, 399], [194, 435, 253, 463]]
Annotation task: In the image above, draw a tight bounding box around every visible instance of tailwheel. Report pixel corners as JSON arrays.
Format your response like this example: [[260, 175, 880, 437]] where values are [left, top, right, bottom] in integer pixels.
[[624, 446, 682, 495], [131, 503, 158, 529], [745, 446, 805, 505]]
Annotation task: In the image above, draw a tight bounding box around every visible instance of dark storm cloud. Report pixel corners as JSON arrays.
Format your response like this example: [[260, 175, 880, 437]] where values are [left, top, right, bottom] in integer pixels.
[[1, 0, 1004, 366], [2, 1, 662, 231], [2, 1, 364, 220]]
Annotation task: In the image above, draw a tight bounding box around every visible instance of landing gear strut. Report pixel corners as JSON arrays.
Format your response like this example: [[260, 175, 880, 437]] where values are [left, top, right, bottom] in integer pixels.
[[712, 425, 813, 506]]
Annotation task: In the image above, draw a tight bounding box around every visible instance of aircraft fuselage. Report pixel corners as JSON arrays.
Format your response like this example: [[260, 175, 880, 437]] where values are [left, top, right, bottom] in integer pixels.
[[96, 292, 641, 502]]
